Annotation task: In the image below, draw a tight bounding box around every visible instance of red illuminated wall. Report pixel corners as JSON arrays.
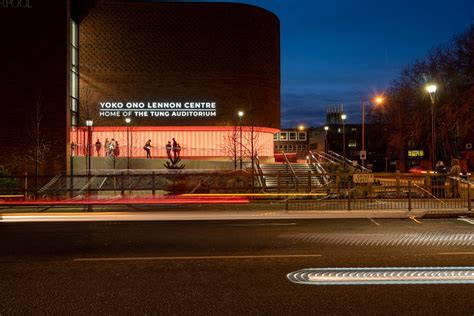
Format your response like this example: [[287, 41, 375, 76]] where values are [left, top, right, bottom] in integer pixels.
[[71, 126, 275, 158]]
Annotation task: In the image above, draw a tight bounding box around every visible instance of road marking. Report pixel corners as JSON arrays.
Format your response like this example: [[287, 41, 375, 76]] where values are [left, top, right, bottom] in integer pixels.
[[409, 216, 421, 224], [437, 252, 474, 255], [225, 223, 297, 227], [368, 218, 380, 226], [458, 216, 474, 225], [73, 253, 323, 262]]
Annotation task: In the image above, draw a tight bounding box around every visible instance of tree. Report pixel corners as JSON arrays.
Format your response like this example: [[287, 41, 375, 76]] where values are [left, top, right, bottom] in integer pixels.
[[24, 91, 52, 194], [369, 25, 474, 170]]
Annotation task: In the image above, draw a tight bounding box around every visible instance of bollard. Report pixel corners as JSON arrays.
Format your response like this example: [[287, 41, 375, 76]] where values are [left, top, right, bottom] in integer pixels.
[[396, 170, 400, 198], [468, 184, 472, 213], [23, 172, 28, 201], [408, 180, 412, 212], [151, 171, 156, 196], [307, 171, 311, 193], [347, 181, 351, 211], [277, 171, 281, 194], [120, 172, 125, 195]]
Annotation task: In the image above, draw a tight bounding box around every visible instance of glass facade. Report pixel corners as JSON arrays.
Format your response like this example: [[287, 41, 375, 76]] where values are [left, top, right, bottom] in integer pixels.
[[70, 20, 79, 127]]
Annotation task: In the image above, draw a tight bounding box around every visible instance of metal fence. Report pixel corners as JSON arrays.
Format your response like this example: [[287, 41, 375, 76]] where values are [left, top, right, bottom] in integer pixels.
[[0, 171, 472, 212]]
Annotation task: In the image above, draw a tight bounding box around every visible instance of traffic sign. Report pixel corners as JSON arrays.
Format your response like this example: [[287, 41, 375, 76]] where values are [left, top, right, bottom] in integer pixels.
[[360, 150, 367, 160]]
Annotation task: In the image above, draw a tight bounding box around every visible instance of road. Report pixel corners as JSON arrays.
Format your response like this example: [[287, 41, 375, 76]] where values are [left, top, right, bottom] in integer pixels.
[[1, 217, 473, 315]]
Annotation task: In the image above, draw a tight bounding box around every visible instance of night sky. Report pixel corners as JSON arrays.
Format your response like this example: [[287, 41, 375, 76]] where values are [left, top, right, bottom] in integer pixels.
[[207, 0, 473, 128]]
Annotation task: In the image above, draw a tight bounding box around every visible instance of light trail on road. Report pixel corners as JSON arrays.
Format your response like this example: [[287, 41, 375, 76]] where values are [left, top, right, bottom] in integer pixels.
[[288, 267, 474, 285]]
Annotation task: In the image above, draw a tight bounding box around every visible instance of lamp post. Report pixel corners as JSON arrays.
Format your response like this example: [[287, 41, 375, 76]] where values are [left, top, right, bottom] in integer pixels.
[[361, 96, 384, 167], [324, 126, 329, 153], [341, 114, 347, 166], [125, 117, 131, 170], [238, 111, 244, 169], [85, 120, 93, 197], [426, 84, 437, 170]]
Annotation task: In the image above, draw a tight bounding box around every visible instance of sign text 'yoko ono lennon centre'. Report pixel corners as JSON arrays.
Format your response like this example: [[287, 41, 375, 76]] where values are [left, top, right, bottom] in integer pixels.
[[0, 0, 280, 173]]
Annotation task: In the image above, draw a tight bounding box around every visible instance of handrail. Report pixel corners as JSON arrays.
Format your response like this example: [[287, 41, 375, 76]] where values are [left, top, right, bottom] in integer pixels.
[[318, 151, 343, 164], [253, 154, 266, 189], [309, 151, 330, 185], [328, 150, 369, 172], [282, 151, 298, 188]]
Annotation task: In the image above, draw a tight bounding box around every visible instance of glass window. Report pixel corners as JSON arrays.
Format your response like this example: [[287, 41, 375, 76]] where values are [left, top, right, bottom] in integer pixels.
[[351, 127, 357, 132], [280, 132, 288, 141], [71, 20, 78, 47], [71, 98, 78, 112], [71, 73, 78, 98], [298, 132, 307, 141], [289, 132, 297, 141], [348, 139, 357, 147], [273, 133, 278, 141], [71, 112, 77, 126]]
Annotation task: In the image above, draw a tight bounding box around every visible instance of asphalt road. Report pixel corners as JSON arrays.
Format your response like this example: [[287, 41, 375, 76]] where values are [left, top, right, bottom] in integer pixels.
[[1, 217, 473, 315]]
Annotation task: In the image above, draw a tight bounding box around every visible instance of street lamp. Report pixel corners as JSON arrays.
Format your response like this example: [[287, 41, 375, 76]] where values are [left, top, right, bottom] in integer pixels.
[[85, 119, 93, 196], [324, 126, 329, 153], [361, 95, 384, 167], [426, 83, 437, 170], [341, 114, 347, 166], [238, 111, 244, 169], [125, 117, 131, 170]]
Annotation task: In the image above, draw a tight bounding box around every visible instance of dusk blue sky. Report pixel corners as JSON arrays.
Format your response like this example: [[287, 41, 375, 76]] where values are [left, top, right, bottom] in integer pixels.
[[208, 0, 473, 128]]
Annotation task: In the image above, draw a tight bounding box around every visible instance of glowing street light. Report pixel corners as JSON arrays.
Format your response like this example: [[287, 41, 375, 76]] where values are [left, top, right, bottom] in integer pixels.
[[341, 114, 347, 165], [324, 126, 329, 153], [361, 95, 384, 167], [238, 111, 244, 169], [125, 117, 131, 170], [426, 83, 438, 169], [85, 119, 93, 198]]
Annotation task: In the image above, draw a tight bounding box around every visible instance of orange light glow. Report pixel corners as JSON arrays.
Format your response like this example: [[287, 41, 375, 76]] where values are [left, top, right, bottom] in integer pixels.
[[374, 96, 384, 105]]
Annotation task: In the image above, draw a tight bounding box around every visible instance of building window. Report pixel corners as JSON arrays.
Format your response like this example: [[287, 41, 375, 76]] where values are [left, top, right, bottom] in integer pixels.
[[273, 133, 278, 141], [351, 127, 357, 132], [280, 132, 288, 141], [348, 139, 357, 147], [70, 19, 79, 127], [298, 132, 307, 141], [289, 132, 297, 141]]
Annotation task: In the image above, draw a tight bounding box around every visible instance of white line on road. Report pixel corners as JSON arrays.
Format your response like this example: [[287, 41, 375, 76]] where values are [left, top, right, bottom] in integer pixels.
[[73, 254, 323, 262], [368, 218, 380, 226], [437, 252, 474, 255], [458, 216, 474, 225], [225, 223, 297, 227]]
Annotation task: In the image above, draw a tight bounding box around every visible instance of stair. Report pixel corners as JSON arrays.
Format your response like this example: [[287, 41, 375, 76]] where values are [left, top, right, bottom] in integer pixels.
[[260, 163, 324, 191]]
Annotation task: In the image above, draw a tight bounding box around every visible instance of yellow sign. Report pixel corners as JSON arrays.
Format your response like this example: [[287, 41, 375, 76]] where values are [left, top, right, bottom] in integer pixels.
[[353, 173, 374, 183]]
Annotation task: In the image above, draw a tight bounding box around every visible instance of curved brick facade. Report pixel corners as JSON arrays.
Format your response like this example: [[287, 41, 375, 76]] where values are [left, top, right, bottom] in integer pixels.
[[79, 1, 280, 129]]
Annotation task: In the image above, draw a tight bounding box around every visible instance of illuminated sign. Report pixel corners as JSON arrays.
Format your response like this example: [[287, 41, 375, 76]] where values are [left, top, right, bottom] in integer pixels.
[[0, 0, 32, 8], [408, 150, 424, 157], [99, 101, 217, 118]]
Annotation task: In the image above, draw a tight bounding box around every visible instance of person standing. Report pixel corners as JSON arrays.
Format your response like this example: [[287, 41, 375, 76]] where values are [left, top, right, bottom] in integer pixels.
[[109, 138, 116, 157], [144, 139, 152, 159], [166, 141, 172, 159], [172, 138, 178, 159], [449, 158, 462, 198], [95, 139, 102, 157], [104, 138, 110, 157], [114, 141, 120, 157], [176, 142, 181, 159]]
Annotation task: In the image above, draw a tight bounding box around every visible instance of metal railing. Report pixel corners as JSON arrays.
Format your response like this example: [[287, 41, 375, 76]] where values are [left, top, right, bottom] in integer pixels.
[[281, 151, 298, 190], [0, 172, 472, 213]]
